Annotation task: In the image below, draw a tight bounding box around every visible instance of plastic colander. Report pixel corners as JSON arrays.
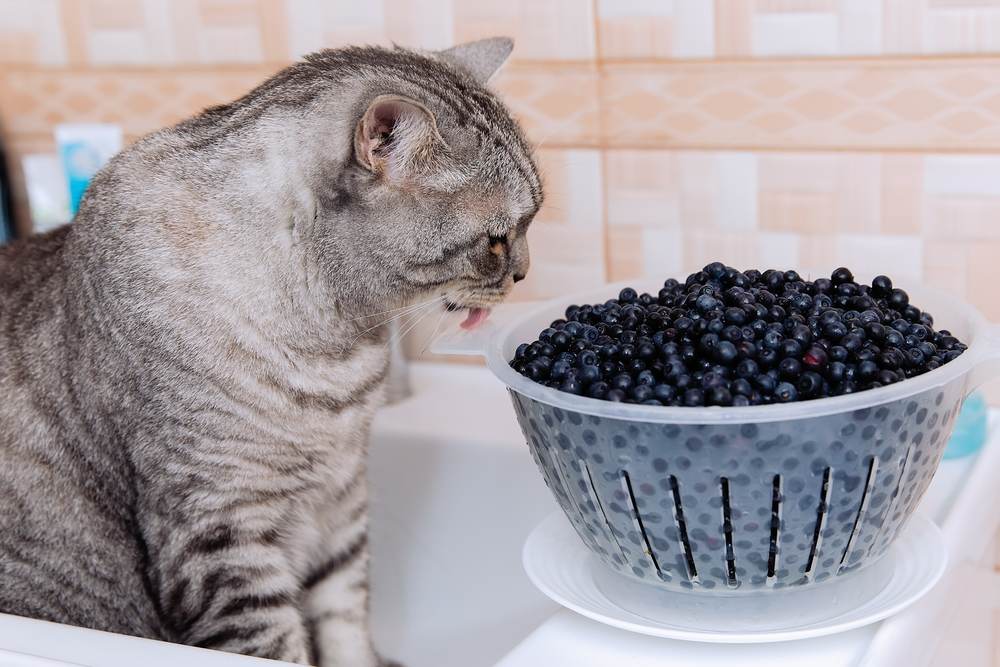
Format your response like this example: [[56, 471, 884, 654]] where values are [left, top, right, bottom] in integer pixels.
[[433, 278, 1000, 594]]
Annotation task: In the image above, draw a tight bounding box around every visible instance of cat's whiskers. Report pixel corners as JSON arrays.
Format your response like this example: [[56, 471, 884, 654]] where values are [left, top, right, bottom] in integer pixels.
[[420, 307, 450, 355], [392, 300, 442, 345], [347, 296, 445, 344], [347, 294, 445, 323]]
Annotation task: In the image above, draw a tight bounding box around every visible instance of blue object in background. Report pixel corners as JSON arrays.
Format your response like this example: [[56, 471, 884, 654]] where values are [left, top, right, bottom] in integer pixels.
[[0, 139, 13, 245], [58, 140, 104, 215], [55, 124, 122, 216], [944, 391, 988, 459]]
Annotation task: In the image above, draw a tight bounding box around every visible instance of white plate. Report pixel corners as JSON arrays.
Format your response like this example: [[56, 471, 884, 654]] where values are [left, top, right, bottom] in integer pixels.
[[523, 512, 947, 644]]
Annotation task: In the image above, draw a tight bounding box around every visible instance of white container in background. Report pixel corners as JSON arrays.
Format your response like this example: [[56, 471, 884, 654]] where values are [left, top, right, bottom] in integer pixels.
[[21, 154, 70, 233]]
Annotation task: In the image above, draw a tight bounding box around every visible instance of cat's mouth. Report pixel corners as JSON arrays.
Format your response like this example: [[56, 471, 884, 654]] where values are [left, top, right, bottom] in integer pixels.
[[444, 301, 492, 330]]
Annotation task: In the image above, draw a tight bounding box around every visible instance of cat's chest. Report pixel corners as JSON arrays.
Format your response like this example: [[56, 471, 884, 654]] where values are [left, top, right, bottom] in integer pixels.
[[251, 340, 390, 450]]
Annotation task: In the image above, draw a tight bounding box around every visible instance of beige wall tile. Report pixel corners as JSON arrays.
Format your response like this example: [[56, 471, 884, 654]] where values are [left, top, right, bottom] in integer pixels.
[[965, 240, 1000, 319], [882, 154, 924, 235], [0, 0, 67, 65], [607, 225, 644, 282], [0, 67, 277, 136], [492, 63, 600, 147], [504, 148, 607, 302], [604, 150, 678, 228], [597, 0, 714, 60], [602, 59, 1000, 151], [454, 0, 595, 61]]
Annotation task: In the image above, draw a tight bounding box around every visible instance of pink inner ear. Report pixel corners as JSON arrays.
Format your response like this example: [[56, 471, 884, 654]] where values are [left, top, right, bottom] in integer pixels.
[[369, 101, 401, 140]]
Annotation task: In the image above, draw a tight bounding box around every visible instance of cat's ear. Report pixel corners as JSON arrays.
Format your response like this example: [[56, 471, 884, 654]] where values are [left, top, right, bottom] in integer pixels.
[[438, 37, 514, 85], [354, 94, 445, 179]]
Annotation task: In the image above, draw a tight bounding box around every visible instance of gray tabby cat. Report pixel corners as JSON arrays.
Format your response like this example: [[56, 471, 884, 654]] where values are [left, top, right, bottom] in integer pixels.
[[0, 37, 540, 666]]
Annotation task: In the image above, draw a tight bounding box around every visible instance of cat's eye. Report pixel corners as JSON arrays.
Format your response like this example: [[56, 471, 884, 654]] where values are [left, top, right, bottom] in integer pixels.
[[488, 233, 508, 247]]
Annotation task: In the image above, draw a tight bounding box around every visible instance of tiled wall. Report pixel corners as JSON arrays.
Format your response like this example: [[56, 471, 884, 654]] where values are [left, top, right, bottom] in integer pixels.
[[4, 0, 1000, 333]]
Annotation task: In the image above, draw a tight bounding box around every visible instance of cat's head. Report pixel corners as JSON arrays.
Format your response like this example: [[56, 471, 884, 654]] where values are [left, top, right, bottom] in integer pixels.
[[298, 39, 542, 323]]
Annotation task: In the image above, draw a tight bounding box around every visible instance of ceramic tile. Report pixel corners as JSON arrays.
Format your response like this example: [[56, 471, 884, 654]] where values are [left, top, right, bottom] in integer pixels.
[[0, 0, 67, 65], [602, 59, 1000, 151], [492, 63, 600, 147], [604, 150, 678, 228], [454, 0, 595, 61], [597, 0, 713, 60], [881, 154, 924, 235]]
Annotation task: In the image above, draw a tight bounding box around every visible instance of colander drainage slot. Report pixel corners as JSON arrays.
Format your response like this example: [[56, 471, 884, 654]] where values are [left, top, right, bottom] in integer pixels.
[[668, 475, 699, 583], [720, 477, 738, 587], [620, 471, 668, 581], [804, 467, 833, 579], [582, 461, 630, 565], [766, 474, 782, 583], [550, 454, 599, 550], [840, 456, 879, 570], [868, 445, 912, 558]]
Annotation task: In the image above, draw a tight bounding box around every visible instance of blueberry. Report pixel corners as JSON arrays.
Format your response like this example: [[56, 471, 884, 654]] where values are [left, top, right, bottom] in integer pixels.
[[736, 359, 759, 378], [857, 360, 879, 381], [758, 348, 779, 368], [618, 287, 639, 303], [587, 381, 609, 399], [827, 361, 846, 382], [731, 378, 753, 397], [707, 386, 733, 406], [831, 267, 854, 284], [754, 374, 777, 394], [631, 384, 653, 402], [724, 307, 747, 325], [577, 350, 598, 367], [683, 388, 705, 407], [611, 373, 633, 391], [796, 371, 823, 397], [871, 274, 892, 297], [779, 357, 802, 379], [560, 378, 583, 394], [696, 294, 719, 312], [578, 364, 600, 385], [824, 321, 848, 339], [779, 339, 803, 358], [636, 369, 656, 386], [878, 370, 899, 384], [774, 382, 798, 402], [550, 359, 572, 380], [653, 384, 676, 403], [889, 288, 909, 309], [802, 345, 828, 370], [715, 341, 738, 365], [606, 389, 626, 402]]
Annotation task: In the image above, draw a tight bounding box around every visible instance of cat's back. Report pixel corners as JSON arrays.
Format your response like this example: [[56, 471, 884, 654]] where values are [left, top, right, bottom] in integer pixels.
[[0, 225, 164, 638]]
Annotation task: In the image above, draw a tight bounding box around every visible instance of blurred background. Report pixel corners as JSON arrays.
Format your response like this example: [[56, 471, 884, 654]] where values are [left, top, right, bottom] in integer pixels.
[[2, 0, 1000, 367]]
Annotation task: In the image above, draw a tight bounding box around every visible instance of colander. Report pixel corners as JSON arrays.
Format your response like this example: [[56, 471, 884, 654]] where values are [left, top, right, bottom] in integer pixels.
[[434, 278, 1000, 594]]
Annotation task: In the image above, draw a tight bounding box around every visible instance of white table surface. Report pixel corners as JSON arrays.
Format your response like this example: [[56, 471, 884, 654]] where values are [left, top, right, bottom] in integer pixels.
[[497, 415, 999, 667]]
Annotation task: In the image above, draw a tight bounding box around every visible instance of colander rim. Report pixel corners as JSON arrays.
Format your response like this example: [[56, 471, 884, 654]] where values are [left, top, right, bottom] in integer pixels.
[[486, 278, 994, 424]]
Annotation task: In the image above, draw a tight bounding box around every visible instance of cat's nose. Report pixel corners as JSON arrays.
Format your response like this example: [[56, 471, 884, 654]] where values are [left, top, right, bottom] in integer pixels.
[[513, 272, 526, 283]]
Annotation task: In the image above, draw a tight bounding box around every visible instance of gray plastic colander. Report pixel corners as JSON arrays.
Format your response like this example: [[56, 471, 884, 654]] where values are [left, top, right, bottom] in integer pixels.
[[434, 279, 1000, 594]]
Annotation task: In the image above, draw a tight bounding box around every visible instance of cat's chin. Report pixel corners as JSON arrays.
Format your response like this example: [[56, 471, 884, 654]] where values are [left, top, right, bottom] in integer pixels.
[[459, 307, 491, 330]]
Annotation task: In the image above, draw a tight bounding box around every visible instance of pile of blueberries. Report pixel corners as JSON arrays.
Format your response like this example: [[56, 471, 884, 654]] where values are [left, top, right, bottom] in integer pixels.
[[509, 264, 967, 407]]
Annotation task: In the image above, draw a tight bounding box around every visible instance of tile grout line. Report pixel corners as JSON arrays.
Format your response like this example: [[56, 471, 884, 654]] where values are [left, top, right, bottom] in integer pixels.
[[590, 0, 613, 282]]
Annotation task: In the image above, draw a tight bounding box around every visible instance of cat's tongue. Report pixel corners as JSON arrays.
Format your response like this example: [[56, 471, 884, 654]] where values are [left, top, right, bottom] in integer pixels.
[[460, 307, 491, 330]]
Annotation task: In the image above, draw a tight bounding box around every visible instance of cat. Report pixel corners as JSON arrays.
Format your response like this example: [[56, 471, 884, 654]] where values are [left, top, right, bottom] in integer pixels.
[[0, 37, 541, 666]]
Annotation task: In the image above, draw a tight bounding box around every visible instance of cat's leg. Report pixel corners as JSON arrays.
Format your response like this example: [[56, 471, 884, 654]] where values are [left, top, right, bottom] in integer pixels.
[[158, 525, 311, 663], [302, 477, 393, 667]]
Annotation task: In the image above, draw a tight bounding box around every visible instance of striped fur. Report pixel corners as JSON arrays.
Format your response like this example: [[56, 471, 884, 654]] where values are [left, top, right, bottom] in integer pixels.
[[0, 39, 540, 666]]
